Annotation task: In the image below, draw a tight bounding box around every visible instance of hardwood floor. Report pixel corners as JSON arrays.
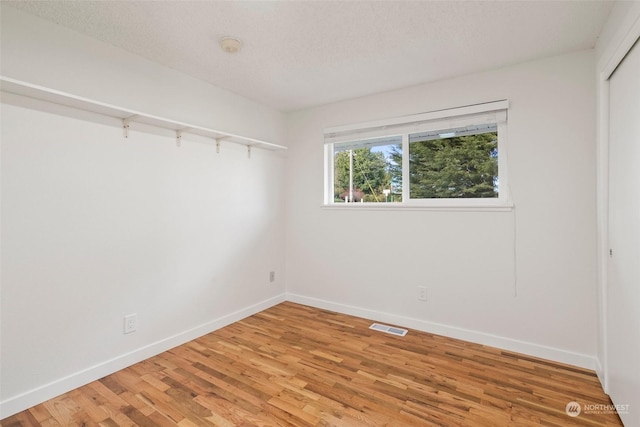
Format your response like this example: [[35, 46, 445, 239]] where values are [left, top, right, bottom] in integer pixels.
[[1, 302, 623, 426]]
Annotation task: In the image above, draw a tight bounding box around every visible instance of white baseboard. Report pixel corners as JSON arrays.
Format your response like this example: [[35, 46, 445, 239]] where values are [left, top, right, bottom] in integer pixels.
[[286, 293, 597, 371], [0, 293, 286, 419], [595, 357, 608, 394]]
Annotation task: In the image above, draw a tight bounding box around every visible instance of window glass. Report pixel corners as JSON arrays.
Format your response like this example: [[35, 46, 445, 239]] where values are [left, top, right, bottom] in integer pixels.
[[408, 125, 498, 199], [333, 136, 402, 203]]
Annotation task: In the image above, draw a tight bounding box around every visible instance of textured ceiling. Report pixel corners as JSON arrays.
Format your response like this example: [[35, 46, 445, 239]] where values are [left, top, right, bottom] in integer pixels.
[[6, 1, 614, 112]]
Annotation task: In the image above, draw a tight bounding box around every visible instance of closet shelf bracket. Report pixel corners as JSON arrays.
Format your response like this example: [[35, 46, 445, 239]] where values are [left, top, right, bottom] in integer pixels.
[[215, 137, 227, 154], [123, 118, 131, 139], [122, 115, 139, 139]]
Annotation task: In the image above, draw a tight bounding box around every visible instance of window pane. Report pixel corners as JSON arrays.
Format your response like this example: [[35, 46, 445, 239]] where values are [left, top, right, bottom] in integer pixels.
[[333, 137, 402, 203], [409, 127, 498, 199]]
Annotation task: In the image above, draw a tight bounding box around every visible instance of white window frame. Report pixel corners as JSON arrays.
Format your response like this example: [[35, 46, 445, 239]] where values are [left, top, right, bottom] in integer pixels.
[[323, 100, 511, 210]]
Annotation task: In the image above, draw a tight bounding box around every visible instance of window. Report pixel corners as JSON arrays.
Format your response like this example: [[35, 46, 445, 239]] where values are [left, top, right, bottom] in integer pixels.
[[324, 100, 509, 208], [332, 136, 402, 203]]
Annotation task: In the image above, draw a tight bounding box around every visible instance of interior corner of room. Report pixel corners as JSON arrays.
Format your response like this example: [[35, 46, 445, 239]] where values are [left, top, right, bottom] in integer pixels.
[[1, 1, 639, 425]]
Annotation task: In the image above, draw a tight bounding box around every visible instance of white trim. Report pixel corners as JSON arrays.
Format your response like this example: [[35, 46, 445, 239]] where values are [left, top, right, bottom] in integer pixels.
[[595, 358, 605, 393], [401, 133, 409, 203], [323, 143, 333, 205], [596, 77, 610, 394], [0, 294, 286, 419], [320, 204, 514, 212], [600, 14, 640, 80], [286, 293, 597, 370]]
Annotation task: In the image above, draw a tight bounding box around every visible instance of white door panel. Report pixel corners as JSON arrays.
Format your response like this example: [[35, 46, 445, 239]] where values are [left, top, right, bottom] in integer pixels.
[[608, 37, 640, 426]]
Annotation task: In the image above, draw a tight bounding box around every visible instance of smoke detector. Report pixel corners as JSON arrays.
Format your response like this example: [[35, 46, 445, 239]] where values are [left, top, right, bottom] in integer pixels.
[[220, 37, 242, 54]]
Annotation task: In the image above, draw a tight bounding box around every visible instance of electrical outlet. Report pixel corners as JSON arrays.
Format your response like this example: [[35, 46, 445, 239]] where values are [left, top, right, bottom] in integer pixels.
[[418, 286, 428, 301], [269, 271, 275, 283], [124, 314, 137, 334]]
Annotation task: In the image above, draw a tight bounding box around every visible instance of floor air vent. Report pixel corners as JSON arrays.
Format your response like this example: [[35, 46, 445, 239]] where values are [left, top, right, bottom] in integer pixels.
[[369, 323, 408, 337]]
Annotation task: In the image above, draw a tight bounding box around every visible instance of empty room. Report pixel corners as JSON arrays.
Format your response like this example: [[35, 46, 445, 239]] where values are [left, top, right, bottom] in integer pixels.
[[1, 1, 639, 426]]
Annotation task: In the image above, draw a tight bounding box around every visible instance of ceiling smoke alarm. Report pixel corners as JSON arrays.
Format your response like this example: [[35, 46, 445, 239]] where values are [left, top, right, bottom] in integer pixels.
[[220, 37, 242, 54]]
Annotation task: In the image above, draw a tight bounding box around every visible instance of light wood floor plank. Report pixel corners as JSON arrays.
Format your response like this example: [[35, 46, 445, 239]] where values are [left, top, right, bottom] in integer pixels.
[[1, 302, 623, 426]]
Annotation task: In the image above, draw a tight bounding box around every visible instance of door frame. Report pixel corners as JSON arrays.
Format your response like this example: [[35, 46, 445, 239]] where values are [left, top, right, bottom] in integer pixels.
[[596, 13, 640, 393]]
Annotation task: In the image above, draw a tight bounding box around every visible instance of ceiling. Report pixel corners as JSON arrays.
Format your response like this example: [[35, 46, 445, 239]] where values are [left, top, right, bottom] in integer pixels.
[[6, 1, 614, 112]]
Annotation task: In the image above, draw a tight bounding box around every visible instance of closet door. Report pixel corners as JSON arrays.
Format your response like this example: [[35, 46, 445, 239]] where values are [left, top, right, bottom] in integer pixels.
[[607, 37, 640, 426]]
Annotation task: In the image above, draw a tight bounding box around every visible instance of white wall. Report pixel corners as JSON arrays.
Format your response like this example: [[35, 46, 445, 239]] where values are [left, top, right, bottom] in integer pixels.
[[0, 6, 286, 418], [285, 50, 598, 368]]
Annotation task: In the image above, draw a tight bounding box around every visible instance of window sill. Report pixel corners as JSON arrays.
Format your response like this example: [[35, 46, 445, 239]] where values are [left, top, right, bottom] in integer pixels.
[[321, 203, 514, 212]]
